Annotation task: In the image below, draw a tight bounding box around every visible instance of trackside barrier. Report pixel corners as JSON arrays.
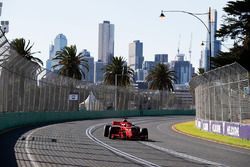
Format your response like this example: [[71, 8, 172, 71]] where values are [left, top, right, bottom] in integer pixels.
[[196, 118, 250, 140], [0, 109, 195, 133]]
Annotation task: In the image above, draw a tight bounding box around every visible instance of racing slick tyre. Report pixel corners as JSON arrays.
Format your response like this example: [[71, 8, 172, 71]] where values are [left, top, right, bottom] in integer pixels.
[[108, 126, 116, 139], [140, 128, 148, 141], [104, 125, 111, 137]]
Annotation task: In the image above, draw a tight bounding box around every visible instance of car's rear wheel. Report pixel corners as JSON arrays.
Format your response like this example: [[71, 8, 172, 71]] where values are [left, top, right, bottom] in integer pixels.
[[109, 126, 117, 139], [104, 125, 111, 137], [140, 128, 148, 141]]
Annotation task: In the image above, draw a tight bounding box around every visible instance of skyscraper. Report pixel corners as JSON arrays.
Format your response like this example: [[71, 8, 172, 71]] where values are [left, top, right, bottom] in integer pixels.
[[0, 21, 9, 33], [171, 54, 194, 84], [94, 60, 104, 83], [0, 3, 9, 34], [128, 40, 144, 71], [82, 49, 94, 83], [204, 8, 221, 71], [98, 21, 114, 65], [154, 54, 168, 64], [46, 34, 67, 71]]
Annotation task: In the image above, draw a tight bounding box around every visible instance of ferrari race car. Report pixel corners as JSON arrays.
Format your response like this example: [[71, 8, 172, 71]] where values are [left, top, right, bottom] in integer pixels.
[[103, 119, 148, 140]]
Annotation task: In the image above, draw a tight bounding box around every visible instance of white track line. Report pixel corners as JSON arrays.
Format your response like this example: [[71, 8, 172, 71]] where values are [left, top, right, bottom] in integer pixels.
[[25, 125, 54, 167], [25, 127, 40, 167], [140, 141, 229, 167], [86, 123, 161, 167], [134, 122, 229, 167]]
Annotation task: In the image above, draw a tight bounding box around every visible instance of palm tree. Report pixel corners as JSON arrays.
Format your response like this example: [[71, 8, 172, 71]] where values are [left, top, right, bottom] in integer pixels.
[[104, 56, 134, 87], [52, 45, 89, 80], [146, 63, 175, 91], [197, 68, 205, 75], [146, 63, 175, 109], [10, 38, 43, 66]]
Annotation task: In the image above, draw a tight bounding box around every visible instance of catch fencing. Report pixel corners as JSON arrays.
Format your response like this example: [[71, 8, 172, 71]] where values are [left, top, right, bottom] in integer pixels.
[[0, 30, 192, 112], [190, 63, 250, 123]]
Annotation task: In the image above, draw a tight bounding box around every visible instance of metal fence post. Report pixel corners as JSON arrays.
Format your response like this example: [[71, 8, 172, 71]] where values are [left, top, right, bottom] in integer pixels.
[[237, 73, 242, 123]]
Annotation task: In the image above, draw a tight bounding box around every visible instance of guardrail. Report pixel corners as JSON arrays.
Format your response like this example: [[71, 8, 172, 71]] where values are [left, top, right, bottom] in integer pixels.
[[0, 109, 195, 134]]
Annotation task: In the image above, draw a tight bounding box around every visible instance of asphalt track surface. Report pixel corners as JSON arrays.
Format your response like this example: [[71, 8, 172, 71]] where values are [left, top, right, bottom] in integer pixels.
[[1, 116, 250, 167]]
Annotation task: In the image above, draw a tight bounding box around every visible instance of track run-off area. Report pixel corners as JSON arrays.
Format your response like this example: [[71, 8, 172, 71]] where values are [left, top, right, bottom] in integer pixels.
[[3, 116, 250, 167]]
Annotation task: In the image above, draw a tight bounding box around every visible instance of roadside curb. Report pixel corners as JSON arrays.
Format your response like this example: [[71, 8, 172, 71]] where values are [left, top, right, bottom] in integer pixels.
[[171, 121, 250, 150]]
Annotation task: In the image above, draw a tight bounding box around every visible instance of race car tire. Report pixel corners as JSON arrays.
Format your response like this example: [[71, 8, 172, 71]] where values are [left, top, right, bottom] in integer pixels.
[[109, 126, 116, 139], [140, 128, 148, 141], [104, 125, 111, 137]]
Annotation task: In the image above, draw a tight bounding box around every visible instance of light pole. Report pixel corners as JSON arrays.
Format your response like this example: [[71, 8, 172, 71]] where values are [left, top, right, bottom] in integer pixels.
[[160, 8, 212, 71], [115, 74, 118, 111]]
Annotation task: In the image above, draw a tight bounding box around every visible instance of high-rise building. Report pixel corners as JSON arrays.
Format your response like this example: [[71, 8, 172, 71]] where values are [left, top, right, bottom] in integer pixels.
[[171, 54, 193, 84], [0, 3, 2, 16], [155, 54, 168, 64], [94, 60, 104, 83], [204, 8, 221, 71], [135, 69, 145, 81], [0, 3, 9, 34], [82, 49, 94, 83], [1, 21, 9, 33], [128, 40, 144, 71], [46, 34, 67, 71], [82, 49, 90, 57], [98, 21, 114, 65], [143, 61, 155, 71], [142, 61, 155, 81]]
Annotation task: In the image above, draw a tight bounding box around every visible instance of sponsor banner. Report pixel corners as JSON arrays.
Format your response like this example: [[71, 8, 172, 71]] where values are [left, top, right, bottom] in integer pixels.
[[240, 125, 250, 140], [211, 122, 223, 134], [225, 122, 240, 137], [202, 120, 209, 131], [196, 118, 250, 140], [197, 120, 201, 129], [69, 93, 79, 101]]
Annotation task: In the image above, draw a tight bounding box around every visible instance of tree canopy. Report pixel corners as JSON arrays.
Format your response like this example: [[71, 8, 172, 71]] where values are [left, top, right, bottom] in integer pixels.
[[104, 56, 134, 87], [212, 0, 250, 71], [52, 45, 89, 80], [10, 38, 43, 66], [146, 63, 175, 91]]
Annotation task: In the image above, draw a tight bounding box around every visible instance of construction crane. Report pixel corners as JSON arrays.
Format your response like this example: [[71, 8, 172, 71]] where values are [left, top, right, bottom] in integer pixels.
[[177, 34, 181, 55], [188, 33, 193, 80], [188, 33, 193, 62]]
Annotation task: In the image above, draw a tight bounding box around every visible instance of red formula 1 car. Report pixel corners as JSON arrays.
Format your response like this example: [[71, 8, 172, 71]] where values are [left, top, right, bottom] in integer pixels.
[[103, 119, 148, 140]]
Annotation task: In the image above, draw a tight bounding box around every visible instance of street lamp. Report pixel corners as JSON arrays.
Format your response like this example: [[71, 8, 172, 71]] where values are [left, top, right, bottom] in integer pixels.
[[160, 8, 212, 71]]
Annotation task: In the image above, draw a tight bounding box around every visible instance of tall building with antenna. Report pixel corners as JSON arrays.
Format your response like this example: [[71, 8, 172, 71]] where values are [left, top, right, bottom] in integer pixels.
[[203, 8, 221, 71]]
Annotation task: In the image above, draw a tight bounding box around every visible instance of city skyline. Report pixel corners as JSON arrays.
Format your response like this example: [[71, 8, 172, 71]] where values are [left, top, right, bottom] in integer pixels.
[[1, 0, 229, 70]]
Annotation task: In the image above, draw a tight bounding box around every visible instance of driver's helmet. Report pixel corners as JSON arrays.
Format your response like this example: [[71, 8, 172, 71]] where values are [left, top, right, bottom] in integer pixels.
[[123, 118, 128, 122]]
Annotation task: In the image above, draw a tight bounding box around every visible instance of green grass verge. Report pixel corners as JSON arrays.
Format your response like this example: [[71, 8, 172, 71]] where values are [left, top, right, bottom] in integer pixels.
[[174, 121, 250, 149]]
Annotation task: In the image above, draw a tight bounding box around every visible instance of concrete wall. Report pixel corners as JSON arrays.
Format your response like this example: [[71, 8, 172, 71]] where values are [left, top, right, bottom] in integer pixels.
[[0, 109, 195, 133]]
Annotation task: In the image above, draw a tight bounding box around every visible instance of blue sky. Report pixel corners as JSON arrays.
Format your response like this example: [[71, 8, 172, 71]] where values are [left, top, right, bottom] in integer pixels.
[[1, 0, 230, 70]]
